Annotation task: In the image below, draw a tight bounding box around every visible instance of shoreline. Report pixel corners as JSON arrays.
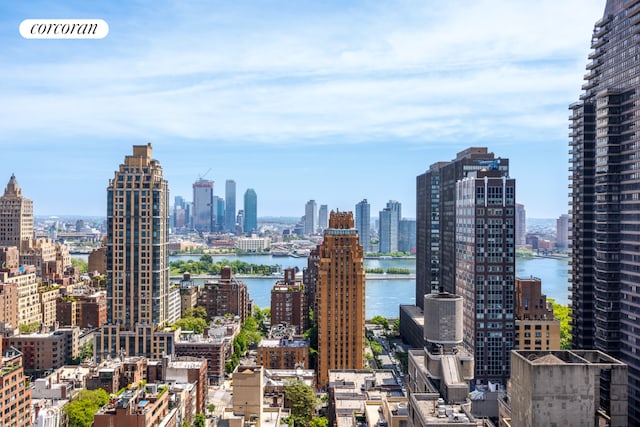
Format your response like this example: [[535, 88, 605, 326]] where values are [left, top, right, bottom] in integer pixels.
[[171, 273, 415, 281]]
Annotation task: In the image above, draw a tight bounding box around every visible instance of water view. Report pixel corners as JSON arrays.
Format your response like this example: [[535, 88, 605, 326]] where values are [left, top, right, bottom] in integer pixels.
[[168, 254, 570, 319]]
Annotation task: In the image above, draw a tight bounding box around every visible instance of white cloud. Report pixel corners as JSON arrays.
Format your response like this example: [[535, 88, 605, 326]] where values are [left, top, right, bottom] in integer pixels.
[[0, 0, 603, 147]]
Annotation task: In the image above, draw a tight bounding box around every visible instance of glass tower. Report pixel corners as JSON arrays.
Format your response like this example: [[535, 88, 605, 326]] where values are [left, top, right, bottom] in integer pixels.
[[243, 188, 257, 234], [570, 2, 640, 423]]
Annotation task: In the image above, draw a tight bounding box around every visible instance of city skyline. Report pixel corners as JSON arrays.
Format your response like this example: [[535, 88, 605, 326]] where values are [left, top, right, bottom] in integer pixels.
[[1, 1, 603, 218]]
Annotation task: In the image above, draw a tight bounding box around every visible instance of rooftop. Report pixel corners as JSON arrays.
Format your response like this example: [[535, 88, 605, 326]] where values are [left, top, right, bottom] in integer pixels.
[[410, 394, 484, 426]]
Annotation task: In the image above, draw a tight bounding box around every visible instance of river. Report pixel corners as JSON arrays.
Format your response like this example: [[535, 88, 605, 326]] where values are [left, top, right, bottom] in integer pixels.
[[166, 254, 570, 319]]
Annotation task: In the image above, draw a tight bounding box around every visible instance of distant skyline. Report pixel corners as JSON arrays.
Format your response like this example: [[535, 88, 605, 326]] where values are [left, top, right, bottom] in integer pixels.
[[1, 1, 604, 219]]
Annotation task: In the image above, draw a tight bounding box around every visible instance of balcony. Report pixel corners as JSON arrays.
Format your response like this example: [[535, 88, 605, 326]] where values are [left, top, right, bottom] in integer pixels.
[[586, 59, 602, 70]]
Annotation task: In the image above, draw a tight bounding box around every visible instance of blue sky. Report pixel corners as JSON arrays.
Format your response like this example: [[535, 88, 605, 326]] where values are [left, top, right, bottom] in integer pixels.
[[0, 0, 603, 219]]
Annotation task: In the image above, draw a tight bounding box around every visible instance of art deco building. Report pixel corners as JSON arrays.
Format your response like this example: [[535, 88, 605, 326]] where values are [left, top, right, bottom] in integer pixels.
[[95, 144, 178, 361], [0, 174, 33, 251], [317, 211, 365, 389], [192, 178, 214, 232], [455, 168, 515, 387], [569, 2, 640, 423]]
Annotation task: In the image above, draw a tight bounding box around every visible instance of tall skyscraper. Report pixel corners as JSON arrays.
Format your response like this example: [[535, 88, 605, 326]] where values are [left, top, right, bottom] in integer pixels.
[[417, 148, 509, 305], [106, 144, 169, 328], [174, 195, 186, 229], [0, 175, 33, 251], [570, 2, 640, 423], [398, 218, 416, 253], [556, 214, 569, 249], [456, 168, 515, 386], [515, 203, 526, 247], [318, 204, 328, 233], [243, 188, 257, 234], [212, 195, 224, 231], [317, 211, 365, 388], [400, 148, 509, 350], [355, 199, 371, 253], [378, 200, 401, 253], [304, 200, 317, 236], [96, 144, 178, 361], [225, 180, 236, 233], [193, 178, 214, 232]]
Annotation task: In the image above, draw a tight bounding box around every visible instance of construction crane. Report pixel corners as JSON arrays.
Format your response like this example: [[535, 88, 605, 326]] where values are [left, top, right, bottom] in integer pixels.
[[198, 168, 212, 180]]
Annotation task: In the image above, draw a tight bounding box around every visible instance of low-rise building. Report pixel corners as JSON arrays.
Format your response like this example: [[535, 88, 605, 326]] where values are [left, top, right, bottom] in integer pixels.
[[39, 285, 60, 327], [56, 290, 107, 328], [0, 283, 18, 329], [94, 383, 177, 427], [4, 326, 80, 374], [270, 268, 307, 334], [1, 267, 41, 327], [0, 346, 31, 427], [164, 358, 208, 417], [175, 327, 235, 385], [198, 267, 250, 323], [327, 370, 406, 427], [408, 394, 491, 427], [236, 236, 270, 252], [179, 279, 200, 316], [257, 336, 309, 370], [501, 350, 628, 427], [513, 277, 560, 351], [168, 285, 181, 325], [87, 246, 106, 275], [94, 324, 180, 363]]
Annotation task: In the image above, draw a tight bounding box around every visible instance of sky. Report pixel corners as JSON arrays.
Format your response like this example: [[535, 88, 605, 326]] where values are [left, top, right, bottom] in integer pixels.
[[0, 0, 605, 219]]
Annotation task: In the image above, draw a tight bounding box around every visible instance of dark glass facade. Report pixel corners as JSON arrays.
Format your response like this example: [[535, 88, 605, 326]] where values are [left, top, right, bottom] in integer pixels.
[[570, 2, 640, 423], [455, 170, 515, 386], [415, 148, 509, 308]]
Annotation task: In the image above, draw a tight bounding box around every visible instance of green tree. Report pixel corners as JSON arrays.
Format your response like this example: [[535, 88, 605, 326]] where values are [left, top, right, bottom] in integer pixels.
[[184, 306, 208, 320], [549, 298, 572, 349], [207, 403, 216, 414], [175, 317, 207, 334], [370, 315, 389, 330], [71, 342, 94, 365], [194, 413, 206, 427], [19, 322, 41, 334], [283, 379, 318, 425], [71, 258, 88, 273], [369, 340, 383, 356], [200, 254, 213, 264], [64, 389, 109, 427], [309, 417, 330, 427]]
